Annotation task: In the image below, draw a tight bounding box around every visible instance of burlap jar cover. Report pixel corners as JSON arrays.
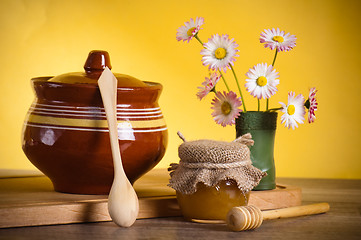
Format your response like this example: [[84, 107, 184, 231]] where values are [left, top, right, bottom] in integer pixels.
[[168, 132, 266, 195]]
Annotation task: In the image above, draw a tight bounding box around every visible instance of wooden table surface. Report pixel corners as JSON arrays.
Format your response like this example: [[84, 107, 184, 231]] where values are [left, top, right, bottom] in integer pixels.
[[0, 177, 360, 239]]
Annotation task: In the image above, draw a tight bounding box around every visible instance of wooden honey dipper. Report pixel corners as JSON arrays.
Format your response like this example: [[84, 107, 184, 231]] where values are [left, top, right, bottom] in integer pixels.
[[226, 203, 330, 231]]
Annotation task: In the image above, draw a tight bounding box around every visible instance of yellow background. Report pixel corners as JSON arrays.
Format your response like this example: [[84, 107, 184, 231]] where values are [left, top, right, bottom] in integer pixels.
[[0, 0, 360, 179]]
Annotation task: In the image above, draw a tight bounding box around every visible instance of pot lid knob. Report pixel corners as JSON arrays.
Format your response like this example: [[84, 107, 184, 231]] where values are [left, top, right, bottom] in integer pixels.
[[84, 50, 112, 78]]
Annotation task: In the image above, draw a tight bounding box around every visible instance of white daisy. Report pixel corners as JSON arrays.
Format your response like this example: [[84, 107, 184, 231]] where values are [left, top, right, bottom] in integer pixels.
[[176, 17, 204, 43], [260, 28, 296, 52], [196, 72, 221, 100], [280, 92, 306, 130], [245, 63, 280, 99], [200, 34, 239, 72], [211, 91, 242, 127]]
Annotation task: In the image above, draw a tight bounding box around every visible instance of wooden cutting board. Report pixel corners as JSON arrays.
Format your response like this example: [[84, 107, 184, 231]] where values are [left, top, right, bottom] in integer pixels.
[[0, 168, 301, 228]]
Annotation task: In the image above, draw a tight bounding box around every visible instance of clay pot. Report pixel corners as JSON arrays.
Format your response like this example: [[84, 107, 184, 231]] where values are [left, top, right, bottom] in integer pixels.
[[22, 50, 168, 194]]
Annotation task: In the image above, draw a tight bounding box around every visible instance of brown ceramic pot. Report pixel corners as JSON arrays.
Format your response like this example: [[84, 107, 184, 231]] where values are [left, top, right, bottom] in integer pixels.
[[22, 50, 168, 194]]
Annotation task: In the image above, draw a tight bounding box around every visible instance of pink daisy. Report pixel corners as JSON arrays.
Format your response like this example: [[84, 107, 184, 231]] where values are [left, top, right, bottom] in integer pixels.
[[196, 72, 221, 100], [260, 28, 296, 52], [305, 87, 318, 123], [176, 17, 204, 43], [211, 91, 243, 127]]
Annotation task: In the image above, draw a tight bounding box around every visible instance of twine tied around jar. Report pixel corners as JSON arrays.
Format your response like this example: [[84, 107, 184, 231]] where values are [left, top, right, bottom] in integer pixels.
[[168, 132, 267, 195]]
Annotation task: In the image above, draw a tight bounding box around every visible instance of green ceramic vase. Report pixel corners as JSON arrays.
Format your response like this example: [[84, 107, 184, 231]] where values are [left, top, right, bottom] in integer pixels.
[[235, 111, 278, 190]]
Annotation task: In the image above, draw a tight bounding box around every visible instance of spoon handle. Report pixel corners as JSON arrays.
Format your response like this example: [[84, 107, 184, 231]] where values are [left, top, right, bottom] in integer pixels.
[[98, 67, 124, 176], [262, 202, 330, 220]]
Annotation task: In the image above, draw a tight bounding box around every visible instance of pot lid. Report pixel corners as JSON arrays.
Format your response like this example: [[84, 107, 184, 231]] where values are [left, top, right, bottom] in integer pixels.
[[47, 50, 147, 87]]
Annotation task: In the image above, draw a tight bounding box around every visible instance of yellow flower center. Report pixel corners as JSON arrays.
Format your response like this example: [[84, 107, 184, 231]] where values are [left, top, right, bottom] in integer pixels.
[[287, 105, 296, 115], [215, 48, 227, 60], [187, 27, 196, 37], [221, 102, 232, 115], [272, 36, 284, 43], [256, 76, 268, 87]]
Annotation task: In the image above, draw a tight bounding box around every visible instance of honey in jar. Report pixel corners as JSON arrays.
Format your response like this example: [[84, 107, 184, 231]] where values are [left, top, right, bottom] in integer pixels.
[[176, 180, 250, 222]]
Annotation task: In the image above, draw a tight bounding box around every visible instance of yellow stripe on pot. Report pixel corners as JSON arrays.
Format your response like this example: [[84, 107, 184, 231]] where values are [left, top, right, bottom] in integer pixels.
[[27, 114, 166, 129]]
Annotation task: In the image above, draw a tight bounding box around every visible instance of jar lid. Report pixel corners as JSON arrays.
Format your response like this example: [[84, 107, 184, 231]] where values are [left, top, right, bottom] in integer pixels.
[[178, 139, 251, 165], [168, 133, 267, 195], [47, 50, 147, 88]]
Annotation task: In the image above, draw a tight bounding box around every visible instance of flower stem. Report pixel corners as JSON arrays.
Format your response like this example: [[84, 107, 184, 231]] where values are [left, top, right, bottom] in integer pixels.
[[230, 64, 247, 112], [218, 71, 231, 92], [258, 99, 260, 111], [266, 49, 279, 111], [272, 49, 278, 67], [194, 35, 204, 45], [267, 107, 283, 112]]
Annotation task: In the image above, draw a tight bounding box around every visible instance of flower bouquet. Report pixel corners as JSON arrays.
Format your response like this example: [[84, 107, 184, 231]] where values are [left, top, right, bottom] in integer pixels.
[[176, 17, 318, 128], [176, 17, 318, 190]]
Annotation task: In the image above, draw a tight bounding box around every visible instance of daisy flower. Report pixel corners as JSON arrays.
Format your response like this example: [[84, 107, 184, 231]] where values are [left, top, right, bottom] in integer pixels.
[[211, 91, 242, 127], [279, 92, 306, 130], [196, 72, 221, 100], [176, 17, 204, 43], [201, 34, 239, 72], [305, 87, 318, 123], [260, 28, 296, 52], [245, 63, 280, 99]]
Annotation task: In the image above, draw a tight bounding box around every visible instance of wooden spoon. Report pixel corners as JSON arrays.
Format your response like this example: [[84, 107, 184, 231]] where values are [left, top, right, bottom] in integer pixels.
[[98, 67, 139, 227]]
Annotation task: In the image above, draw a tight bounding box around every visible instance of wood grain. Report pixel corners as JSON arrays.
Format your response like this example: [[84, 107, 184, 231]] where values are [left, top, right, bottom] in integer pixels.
[[1, 177, 359, 239], [0, 169, 301, 228], [249, 184, 301, 210]]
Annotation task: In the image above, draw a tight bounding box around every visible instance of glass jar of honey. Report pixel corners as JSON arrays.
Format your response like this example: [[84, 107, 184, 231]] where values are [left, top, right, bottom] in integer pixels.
[[176, 179, 250, 223], [168, 132, 266, 223]]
